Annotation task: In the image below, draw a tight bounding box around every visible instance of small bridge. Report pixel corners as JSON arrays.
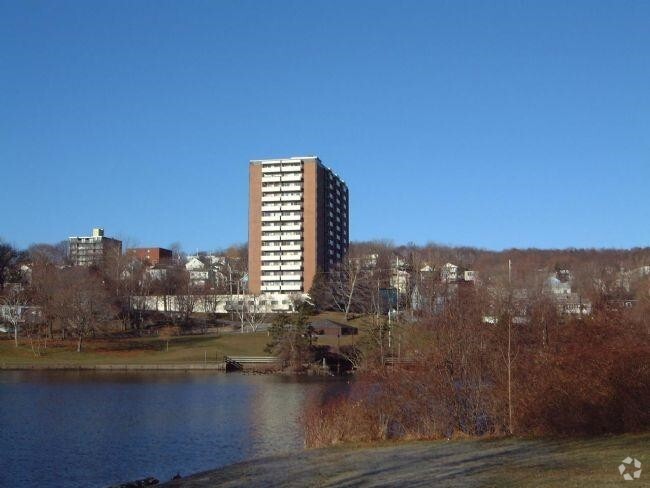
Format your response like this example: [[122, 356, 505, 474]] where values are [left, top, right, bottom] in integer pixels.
[[224, 356, 282, 371]]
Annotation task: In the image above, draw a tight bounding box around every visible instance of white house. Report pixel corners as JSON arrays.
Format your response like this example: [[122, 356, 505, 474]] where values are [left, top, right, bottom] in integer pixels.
[[390, 268, 411, 294], [440, 263, 459, 283], [545, 275, 571, 295], [185, 257, 211, 288], [185, 257, 205, 271], [463, 270, 477, 282], [145, 266, 168, 281]]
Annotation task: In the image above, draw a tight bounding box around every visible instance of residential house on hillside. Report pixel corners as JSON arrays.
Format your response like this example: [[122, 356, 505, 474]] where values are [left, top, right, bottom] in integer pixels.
[[411, 284, 425, 312], [543, 271, 592, 316], [440, 263, 477, 284], [144, 264, 169, 281], [349, 253, 378, 271], [185, 256, 212, 289], [440, 263, 459, 283], [556, 293, 592, 315], [631, 265, 650, 279], [463, 270, 478, 282], [390, 268, 411, 294], [545, 275, 571, 295]]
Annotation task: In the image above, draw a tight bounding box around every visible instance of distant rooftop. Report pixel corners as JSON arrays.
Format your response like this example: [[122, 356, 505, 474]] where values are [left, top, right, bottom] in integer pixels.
[[69, 227, 120, 240], [249, 155, 345, 183], [250, 155, 320, 164]]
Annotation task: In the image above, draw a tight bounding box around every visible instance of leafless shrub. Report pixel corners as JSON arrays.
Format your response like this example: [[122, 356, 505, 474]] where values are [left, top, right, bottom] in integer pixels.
[[304, 293, 650, 446]]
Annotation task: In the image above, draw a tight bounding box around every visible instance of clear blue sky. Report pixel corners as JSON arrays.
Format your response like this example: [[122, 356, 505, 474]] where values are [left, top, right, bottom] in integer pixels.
[[2, 0, 649, 252]]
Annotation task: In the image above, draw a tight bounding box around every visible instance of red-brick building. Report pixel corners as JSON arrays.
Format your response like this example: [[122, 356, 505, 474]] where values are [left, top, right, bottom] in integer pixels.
[[126, 247, 172, 266]]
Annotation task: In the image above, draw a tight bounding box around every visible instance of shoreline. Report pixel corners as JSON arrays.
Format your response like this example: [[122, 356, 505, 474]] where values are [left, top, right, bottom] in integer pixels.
[[0, 362, 228, 371], [0, 360, 335, 375], [0, 362, 331, 375]]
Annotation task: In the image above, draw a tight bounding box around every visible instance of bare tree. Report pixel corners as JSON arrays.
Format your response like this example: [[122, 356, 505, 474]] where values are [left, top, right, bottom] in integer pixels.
[[265, 313, 312, 371], [24, 317, 47, 357], [244, 298, 268, 332], [175, 293, 197, 328], [226, 296, 267, 333], [158, 325, 181, 352], [52, 268, 115, 352], [328, 262, 373, 320], [200, 293, 220, 331], [27, 241, 68, 266], [102, 240, 142, 332], [1, 288, 27, 347], [0, 240, 19, 290]]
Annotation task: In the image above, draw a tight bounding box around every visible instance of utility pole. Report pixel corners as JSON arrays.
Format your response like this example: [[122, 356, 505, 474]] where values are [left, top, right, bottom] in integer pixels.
[[388, 304, 392, 349], [507, 258, 513, 435]]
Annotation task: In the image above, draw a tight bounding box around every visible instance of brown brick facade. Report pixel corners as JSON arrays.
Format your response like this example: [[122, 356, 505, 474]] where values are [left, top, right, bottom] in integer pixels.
[[302, 162, 317, 293], [248, 164, 262, 294], [126, 247, 172, 266]]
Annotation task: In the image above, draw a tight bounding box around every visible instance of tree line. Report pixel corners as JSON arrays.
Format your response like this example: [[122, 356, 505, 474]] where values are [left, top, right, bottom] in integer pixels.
[[302, 241, 650, 445], [0, 239, 248, 353]]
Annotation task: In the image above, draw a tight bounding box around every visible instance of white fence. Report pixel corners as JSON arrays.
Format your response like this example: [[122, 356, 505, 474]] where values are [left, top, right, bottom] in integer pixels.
[[130, 293, 308, 314]]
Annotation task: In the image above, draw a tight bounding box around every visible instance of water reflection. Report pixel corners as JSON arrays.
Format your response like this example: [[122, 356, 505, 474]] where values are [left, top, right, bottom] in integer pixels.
[[0, 371, 346, 488]]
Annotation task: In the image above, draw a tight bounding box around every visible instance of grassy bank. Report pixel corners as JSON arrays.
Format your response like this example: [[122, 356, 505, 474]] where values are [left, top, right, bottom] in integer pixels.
[[0, 312, 367, 367], [0, 332, 270, 366], [163, 433, 649, 487]]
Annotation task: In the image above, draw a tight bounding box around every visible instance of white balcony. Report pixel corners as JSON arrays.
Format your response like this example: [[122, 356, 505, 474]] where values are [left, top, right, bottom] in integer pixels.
[[281, 273, 302, 281], [261, 204, 281, 212], [262, 174, 281, 183], [281, 184, 302, 192], [281, 203, 302, 211], [261, 215, 281, 222], [281, 173, 302, 182], [261, 264, 281, 271], [261, 235, 281, 242], [261, 244, 282, 252], [261, 224, 281, 232], [281, 283, 302, 291], [261, 284, 281, 291], [261, 195, 282, 203], [261, 165, 282, 173], [281, 194, 302, 202], [261, 255, 281, 261], [261, 275, 281, 281], [282, 244, 302, 251], [280, 263, 302, 271], [280, 233, 302, 241], [281, 223, 302, 232], [281, 164, 302, 172], [262, 185, 282, 193], [281, 214, 301, 221], [281, 252, 302, 260]]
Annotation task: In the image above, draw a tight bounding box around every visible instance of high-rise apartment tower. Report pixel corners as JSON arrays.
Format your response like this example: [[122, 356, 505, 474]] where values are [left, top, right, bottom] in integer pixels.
[[248, 156, 349, 295]]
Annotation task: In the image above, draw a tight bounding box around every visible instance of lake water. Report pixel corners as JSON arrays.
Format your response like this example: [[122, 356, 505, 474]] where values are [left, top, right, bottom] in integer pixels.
[[0, 371, 346, 487]]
